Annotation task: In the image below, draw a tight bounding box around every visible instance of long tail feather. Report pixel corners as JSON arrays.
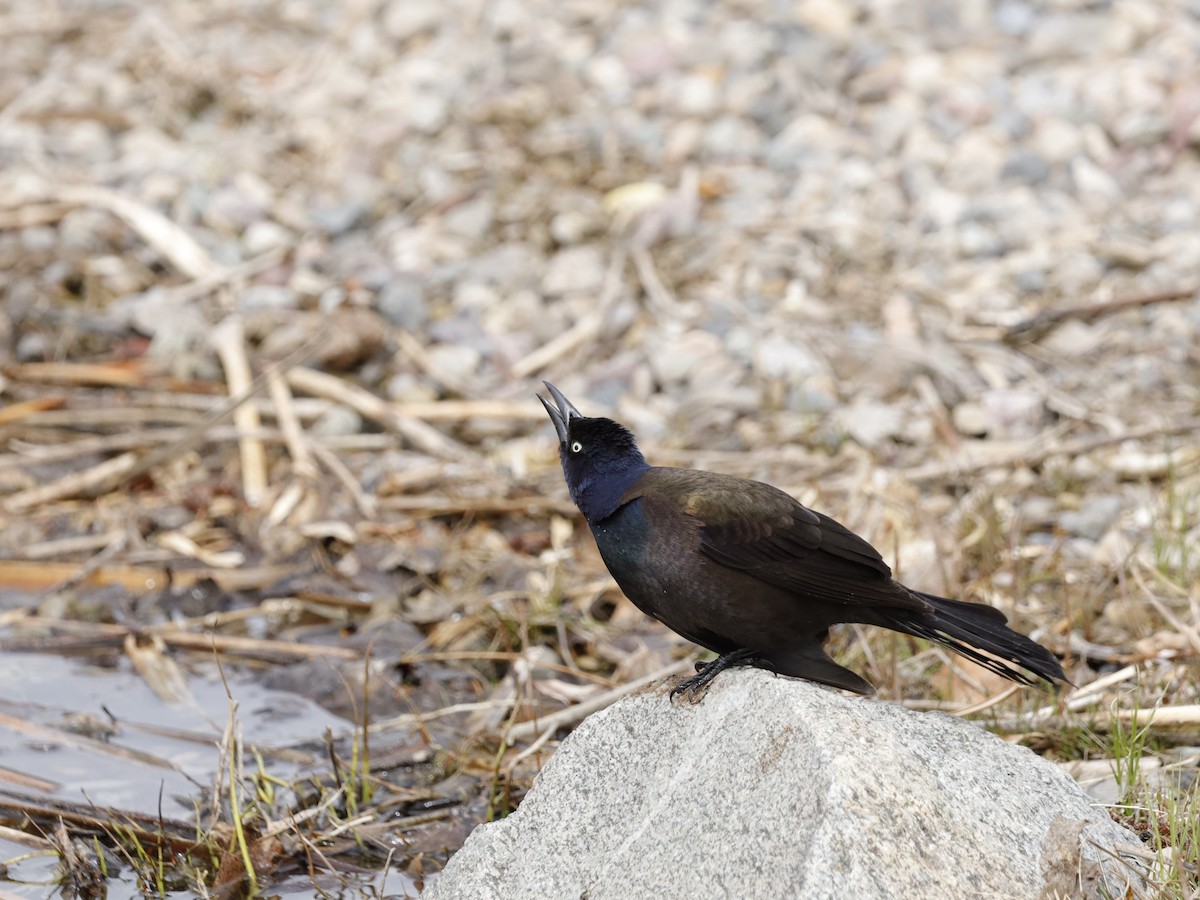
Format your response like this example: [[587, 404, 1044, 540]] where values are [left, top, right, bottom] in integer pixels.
[[883, 592, 1065, 686]]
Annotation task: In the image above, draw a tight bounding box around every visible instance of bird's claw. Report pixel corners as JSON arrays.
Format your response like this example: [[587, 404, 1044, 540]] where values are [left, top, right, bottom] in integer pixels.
[[669, 649, 758, 704], [669, 675, 708, 704]]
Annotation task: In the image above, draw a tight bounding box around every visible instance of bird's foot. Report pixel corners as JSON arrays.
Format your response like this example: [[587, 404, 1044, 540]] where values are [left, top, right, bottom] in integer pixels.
[[670, 649, 758, 703]]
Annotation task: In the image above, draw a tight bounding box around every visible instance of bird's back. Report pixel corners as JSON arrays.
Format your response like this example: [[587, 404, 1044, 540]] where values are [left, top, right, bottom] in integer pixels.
[[591, 467, 875, 653]]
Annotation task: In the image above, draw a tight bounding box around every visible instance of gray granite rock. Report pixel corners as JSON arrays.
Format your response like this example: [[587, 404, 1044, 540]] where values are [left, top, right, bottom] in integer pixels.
[[426, 670, 1146, 900]]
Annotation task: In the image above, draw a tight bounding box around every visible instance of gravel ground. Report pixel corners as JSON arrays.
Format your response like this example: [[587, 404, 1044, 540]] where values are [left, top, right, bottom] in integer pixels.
[[5, 0, 1198, 630], [1, 0, 1199, 888], [5, 0, 1198, 435], [7, 0, 1200, 720]]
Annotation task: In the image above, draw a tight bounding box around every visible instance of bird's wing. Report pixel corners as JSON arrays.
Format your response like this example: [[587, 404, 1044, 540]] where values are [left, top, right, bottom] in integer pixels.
[[625, 467, 928, 611]]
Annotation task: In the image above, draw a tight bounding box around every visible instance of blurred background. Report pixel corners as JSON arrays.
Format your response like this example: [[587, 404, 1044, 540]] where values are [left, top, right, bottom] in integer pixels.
[[1, 0, 1198, 894]]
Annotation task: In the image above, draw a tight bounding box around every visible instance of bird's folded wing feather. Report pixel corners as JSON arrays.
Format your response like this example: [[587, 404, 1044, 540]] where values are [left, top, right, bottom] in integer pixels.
[[624, 467, 928, 611]]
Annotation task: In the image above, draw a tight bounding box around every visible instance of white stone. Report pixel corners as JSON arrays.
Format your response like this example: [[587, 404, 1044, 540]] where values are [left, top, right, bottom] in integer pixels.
[[427, 670, 1146, 899]]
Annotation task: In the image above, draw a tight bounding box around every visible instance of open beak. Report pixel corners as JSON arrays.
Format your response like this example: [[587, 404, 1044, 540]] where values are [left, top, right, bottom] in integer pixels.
[[538, 381, 582, 444]]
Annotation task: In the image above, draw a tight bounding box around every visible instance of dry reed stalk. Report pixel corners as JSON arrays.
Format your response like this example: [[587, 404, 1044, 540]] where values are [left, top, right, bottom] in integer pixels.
[[0, 560, 298, 593], [266, 368, 318, 481], [0, 395, 66, 424], [211, 316, 268, 507], [0, 711, 185, 771], [903, 416, 1200, 484], [286, 366, 476, 462], [1, 452, 139, 513], [53, 184, 220, 279]]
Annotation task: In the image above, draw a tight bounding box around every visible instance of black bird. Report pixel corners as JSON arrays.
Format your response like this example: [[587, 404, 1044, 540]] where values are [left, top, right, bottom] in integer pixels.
[[539, 382, 1066, 699]]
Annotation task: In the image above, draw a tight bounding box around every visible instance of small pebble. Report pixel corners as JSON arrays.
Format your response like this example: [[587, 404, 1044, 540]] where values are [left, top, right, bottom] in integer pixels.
[[310, 404, 364, 438], [377, 274, 428, 330], [1059, 495, 1126, 541], [311, 203, 368, 237], [239, 284, 299, 311]]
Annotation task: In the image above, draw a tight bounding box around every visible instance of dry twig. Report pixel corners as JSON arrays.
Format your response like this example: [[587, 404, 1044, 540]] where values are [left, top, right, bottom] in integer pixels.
[[902, 417, 1200, 483], [212, 316, 269, 507], [286, 366, 476, 462], [1007, 285, 1199, 342]]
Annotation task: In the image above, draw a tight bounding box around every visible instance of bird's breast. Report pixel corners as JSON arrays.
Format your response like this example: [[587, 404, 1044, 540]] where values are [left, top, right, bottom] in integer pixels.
[[588, 497, 702, 621], [589, 499, 651, 583]]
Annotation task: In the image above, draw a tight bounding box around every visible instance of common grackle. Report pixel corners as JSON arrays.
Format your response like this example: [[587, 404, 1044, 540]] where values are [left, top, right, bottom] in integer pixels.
[[539, 382, 1066, 699]]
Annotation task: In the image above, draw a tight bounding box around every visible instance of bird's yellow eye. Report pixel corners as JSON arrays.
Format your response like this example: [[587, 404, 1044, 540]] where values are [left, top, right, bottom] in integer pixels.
[[571, 441, 583, 453]]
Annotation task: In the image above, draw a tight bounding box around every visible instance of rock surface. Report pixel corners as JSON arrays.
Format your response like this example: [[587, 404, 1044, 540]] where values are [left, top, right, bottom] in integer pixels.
[[427, 669, 1145, 900]]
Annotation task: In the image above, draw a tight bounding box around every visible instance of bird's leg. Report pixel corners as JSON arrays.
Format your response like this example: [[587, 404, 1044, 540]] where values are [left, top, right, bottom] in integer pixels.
[[670, 648, 759, 702]]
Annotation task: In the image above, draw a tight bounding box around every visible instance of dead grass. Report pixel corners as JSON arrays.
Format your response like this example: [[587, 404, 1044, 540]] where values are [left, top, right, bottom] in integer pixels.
[[1, 347, 1197, 895]]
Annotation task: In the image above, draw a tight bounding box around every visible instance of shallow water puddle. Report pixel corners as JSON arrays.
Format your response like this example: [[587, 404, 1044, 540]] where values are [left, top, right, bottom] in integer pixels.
[[0, 653, 422, 897]]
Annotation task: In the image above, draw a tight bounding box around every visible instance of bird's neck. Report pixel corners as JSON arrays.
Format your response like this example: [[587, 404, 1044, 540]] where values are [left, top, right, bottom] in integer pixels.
[[572, 461, 649, 524]]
